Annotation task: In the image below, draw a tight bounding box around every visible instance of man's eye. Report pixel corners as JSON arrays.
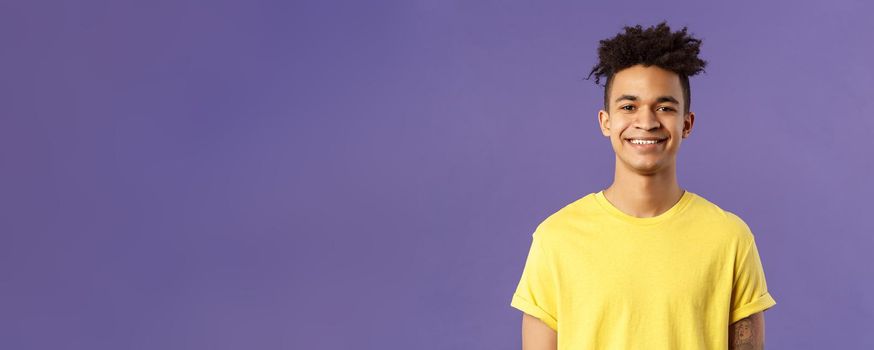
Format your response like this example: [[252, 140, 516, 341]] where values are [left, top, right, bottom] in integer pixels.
[[621, 105, 635, 111], [658, 106, 676, 112]]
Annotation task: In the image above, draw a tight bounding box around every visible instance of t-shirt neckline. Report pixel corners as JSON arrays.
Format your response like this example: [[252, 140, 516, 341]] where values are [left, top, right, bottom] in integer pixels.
[[593, 189, 695, 226]]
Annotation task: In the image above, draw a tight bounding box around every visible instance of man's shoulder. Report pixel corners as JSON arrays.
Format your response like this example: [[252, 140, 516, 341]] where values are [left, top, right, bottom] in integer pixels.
[[688, 192, 756, 241], [531, 192, 599, 241]]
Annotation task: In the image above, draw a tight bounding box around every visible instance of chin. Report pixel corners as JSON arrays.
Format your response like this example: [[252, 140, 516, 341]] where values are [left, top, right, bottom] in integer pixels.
[[622, 159, 666, 174]]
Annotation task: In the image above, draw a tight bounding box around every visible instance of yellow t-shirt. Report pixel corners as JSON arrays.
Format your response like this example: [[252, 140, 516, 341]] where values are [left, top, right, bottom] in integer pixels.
[[510, 190, 776, 349]]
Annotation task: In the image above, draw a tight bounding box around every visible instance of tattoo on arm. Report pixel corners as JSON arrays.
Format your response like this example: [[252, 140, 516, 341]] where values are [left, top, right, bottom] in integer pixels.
[[729, 312, 764, 350]]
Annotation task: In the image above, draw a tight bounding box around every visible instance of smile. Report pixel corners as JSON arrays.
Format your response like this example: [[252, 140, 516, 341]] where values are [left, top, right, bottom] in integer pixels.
[[625, 138, 666, 150], [628, 139, 665, 145]]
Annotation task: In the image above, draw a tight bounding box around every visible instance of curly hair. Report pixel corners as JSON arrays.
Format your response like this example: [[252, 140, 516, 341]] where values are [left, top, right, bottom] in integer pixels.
[[585, 21, 707, 115]]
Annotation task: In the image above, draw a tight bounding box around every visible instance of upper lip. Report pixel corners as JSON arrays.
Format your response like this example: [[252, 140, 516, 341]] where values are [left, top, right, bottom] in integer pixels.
[[625, 136, 667, 141]]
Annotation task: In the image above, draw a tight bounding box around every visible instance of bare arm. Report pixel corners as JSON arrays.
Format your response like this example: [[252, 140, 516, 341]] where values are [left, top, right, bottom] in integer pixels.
[[521, 312, 556, 350], [729, 311, 765, 350]]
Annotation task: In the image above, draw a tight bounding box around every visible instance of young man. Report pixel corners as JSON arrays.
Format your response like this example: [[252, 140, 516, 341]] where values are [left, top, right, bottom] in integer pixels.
[[510, 22, 776, 349]]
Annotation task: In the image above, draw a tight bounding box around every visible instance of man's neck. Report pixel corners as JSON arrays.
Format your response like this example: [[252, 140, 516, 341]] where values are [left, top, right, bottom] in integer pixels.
[[602, 164, 684, 219]]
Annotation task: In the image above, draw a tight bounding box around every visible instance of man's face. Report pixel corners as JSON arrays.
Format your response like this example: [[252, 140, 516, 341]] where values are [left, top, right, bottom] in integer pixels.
[[597, 64, 695, 176]]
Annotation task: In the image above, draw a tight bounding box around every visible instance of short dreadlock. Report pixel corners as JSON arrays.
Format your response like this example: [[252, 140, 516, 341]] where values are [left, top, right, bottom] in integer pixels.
[[586, 21, 708, 115]]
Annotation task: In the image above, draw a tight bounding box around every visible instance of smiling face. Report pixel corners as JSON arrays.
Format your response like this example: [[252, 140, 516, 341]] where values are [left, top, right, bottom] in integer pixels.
[[598, 64, 695, 176]]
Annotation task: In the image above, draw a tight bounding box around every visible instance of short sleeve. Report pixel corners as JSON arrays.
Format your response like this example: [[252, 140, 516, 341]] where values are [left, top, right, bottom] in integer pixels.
[[510, 233, 559, 331], [729, 237, 777, 324]]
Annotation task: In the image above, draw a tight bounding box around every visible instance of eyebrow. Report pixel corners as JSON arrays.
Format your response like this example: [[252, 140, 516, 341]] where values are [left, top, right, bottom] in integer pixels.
[[614, 94, 680, 104]]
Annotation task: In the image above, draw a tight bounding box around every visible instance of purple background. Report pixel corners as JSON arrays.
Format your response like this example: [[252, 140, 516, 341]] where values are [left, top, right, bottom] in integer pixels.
[[2, 0, 872, 349]]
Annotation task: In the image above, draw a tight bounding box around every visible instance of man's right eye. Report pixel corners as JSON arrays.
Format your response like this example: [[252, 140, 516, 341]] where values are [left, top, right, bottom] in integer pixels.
[[621, 105, 635, 111]]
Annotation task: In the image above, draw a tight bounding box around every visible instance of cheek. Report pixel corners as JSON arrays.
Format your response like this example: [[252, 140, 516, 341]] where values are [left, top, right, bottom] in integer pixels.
[[611, 136, 625, 148]]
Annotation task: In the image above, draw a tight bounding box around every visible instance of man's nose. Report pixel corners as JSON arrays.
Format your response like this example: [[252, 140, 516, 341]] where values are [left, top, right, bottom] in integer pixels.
[[635, 108, 661, 129]]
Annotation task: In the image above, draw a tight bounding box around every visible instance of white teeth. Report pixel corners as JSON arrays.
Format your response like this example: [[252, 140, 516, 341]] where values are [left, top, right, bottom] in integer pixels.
[[629, 139, 662, 145]]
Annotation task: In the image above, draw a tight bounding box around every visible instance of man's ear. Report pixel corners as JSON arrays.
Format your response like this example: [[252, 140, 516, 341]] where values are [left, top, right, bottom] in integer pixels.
[[598, 110, 611, 137], [683, 111, 695, 138]]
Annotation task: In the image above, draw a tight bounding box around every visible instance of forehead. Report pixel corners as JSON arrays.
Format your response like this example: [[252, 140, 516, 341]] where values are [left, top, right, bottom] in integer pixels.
[[610, 64, 683, 100]]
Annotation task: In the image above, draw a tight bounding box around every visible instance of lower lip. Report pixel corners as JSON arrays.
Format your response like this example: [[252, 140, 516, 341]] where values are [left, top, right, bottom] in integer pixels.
[[626, 139, 666, 150]]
